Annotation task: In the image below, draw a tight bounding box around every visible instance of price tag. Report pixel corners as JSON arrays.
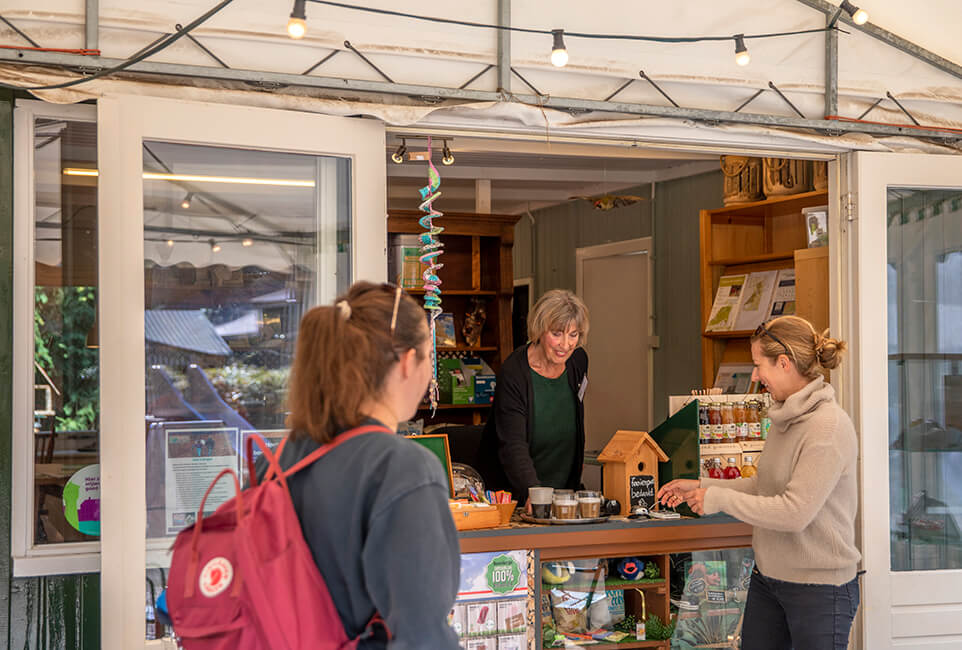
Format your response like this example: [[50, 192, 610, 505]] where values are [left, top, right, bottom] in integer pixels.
[[629, 474, 655, 511]]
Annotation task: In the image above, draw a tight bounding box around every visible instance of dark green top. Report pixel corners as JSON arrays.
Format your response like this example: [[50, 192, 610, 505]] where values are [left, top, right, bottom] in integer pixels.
[[529, 368, 578, 489]]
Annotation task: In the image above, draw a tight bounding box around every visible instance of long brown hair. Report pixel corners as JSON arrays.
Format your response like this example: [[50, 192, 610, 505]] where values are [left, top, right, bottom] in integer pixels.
[[286, 282, 428, 443], [751, 315, 846, 380]]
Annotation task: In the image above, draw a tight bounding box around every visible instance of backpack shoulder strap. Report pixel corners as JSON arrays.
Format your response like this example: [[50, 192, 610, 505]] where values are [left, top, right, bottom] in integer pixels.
[[283, 424, 392, 478]]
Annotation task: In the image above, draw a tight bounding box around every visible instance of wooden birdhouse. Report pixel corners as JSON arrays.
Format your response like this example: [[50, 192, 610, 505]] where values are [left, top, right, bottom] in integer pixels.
[[598, 430, 669, 516]]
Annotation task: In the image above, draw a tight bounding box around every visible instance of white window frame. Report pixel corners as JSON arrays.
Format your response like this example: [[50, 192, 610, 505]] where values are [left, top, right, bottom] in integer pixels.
[[12, 100, 102, 577]]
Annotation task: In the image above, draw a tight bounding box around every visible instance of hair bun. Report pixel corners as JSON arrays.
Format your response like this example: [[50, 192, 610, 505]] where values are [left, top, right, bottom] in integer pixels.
[[815, 333, 846, 370]]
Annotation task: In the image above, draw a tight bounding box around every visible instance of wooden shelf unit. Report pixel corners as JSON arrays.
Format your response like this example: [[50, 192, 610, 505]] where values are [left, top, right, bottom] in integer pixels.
[[700, 190, 830, 388], [388, 210, 520, 425]]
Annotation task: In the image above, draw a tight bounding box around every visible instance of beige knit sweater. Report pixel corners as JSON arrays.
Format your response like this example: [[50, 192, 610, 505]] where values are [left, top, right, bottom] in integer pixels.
[[701, 377, 860, 585]]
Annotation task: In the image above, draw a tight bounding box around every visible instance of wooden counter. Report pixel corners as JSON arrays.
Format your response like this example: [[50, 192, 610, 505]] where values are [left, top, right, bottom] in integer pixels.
[[458, 514, 751, 560]]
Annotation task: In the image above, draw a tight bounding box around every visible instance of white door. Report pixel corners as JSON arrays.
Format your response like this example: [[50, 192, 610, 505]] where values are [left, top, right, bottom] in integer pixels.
[[852, 152, 962, 648], [576, 238, 655, 458], [95, 95, 384, 649]]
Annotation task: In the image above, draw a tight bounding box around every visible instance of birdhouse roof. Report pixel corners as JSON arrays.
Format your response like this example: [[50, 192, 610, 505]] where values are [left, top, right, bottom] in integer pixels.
[[597, 430, 669, 463]]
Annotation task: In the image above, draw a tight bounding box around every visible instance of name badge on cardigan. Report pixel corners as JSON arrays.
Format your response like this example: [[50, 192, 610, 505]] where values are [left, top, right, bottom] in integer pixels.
[[577, 375, 588, 402]]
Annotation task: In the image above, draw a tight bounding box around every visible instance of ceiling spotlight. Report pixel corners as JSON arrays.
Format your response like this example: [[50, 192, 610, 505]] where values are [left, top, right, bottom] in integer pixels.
[[180, 192, 193, 209], [839, 0, 869, 25], [734, 34, 750, 67], [209, 238, 221, 253], [242, 238, 254, 247], [550, 29, 568, 68], [391, 139, 408, 164], [166, 239, 174, 247], [441, 140, 455, 166], [287, 0, 307, 39]]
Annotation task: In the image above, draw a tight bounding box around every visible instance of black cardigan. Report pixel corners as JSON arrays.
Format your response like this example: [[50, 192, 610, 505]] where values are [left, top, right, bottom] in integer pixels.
[[477, 345, 588, 500]]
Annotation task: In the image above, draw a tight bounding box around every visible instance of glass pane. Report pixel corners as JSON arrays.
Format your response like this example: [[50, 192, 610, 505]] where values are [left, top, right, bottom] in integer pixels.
[[142, 141, 351, 636], [33, 117, 101, 546], [888, 188, 962, 571]]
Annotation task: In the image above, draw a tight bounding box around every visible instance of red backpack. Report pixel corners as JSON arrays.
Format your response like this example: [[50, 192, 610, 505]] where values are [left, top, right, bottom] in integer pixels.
[[166, 426, 392, 649]]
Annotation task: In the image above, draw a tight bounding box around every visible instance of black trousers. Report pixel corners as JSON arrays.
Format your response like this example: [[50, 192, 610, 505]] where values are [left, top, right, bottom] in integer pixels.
[[740, 567, 860, 650]]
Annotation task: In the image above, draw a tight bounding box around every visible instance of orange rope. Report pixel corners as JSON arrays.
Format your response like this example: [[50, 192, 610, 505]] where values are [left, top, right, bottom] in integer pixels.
[[0, 45, 100, 55]]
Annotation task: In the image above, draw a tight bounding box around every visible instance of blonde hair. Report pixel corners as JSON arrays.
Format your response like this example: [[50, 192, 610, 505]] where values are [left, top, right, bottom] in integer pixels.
[[527, 289, 590, 345], [751, 315, 846, 380]]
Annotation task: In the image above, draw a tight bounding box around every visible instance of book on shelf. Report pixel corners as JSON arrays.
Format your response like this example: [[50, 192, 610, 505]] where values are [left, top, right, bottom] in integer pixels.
[[705, 274, 747, 332], [767, 268, 796, 319], [713, 363, 759, 394], [435, 312, 457, 347], [733, 270, 778, 332]]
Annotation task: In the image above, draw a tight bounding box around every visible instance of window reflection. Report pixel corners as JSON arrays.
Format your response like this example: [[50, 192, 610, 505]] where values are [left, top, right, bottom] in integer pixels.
[[142, 142, 351, 543], [33, 118, 101, 545], [888, 188, 962, 571]]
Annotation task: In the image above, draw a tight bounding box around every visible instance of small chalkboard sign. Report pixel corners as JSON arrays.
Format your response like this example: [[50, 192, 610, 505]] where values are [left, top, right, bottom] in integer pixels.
[[629, 474, 656, 511], [707, 590, 726, 603]]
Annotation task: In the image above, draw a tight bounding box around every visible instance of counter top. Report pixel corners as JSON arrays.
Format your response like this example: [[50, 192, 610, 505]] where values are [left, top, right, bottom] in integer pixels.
[[458, 514, 751, 560]]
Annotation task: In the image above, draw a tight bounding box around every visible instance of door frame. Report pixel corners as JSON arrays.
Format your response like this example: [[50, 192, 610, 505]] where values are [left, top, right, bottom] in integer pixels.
[[575, 237, 656, 432], [850, 151, 962, 648], [96, 94, 385, 650]]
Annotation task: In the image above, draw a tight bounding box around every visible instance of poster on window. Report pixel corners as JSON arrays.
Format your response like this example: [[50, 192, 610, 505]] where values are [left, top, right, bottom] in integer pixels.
[[164, 427, 239, 535]]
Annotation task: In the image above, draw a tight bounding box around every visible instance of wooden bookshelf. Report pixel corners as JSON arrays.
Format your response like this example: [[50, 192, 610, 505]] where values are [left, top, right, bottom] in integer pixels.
[[388, 211, 520, 426], [700, 191, 829, 388]]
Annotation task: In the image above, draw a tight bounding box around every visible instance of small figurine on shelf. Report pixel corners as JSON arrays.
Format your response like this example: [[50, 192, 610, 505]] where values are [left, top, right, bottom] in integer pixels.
[[462, 297, 487, 348]]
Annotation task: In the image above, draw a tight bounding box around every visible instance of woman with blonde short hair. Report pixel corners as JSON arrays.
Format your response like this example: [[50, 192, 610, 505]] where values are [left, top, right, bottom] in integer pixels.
[[478, 289, 590, 502], [658, 315, 859, 650]]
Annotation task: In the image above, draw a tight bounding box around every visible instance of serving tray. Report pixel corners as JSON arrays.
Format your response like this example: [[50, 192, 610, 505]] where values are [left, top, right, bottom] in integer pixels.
[[520, 513, 610, 525]]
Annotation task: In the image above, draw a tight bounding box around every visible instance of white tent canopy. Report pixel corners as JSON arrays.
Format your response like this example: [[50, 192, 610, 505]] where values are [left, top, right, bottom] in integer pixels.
[[4, 0, 962, 150]]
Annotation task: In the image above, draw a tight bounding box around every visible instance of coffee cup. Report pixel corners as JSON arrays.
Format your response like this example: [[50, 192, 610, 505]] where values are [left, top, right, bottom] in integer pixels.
[[528, 486, 553, 519], [577, 490, 601, 518], [553, 498, 578, 520]]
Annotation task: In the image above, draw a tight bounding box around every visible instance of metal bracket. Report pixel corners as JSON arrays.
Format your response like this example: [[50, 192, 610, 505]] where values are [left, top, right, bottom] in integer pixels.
[[459, 64, 494, 90], [603, 79, 634, 103], [768, 81, 805, 118], [734, 88, 766, 113], [843, 192, 857, 221], [302, 50, 339, 76], [639, 70, 679, 108], [0, 14, 40, 48], [510, 67, 543, 97], [176, 23, 229, 68], [343, 40, 393, 84], [885, 91, 921, 126], [857, 97, 884, 120]]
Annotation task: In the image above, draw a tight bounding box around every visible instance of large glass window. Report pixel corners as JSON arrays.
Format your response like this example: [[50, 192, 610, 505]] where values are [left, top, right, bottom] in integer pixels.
[[141, 141, 352, 594], [32, 117, 101, 546], [888, 189, 962, 571]]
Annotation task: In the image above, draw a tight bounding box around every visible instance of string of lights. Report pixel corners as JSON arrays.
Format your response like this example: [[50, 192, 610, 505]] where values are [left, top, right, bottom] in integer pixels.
[[295, 0, 866, 67]]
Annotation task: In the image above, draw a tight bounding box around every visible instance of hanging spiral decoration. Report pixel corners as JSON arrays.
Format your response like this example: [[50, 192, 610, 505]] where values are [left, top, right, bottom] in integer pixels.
[[418, 136, 444, 413]]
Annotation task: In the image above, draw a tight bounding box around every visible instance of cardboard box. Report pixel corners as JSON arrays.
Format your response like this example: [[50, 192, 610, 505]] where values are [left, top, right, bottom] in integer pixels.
[[439, 358, 473, 404], [474, 375, 496, 404]]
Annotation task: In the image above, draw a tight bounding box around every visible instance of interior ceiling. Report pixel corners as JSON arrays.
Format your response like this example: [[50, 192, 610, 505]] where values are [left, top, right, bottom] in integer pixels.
[[386, 136, 718, 215]]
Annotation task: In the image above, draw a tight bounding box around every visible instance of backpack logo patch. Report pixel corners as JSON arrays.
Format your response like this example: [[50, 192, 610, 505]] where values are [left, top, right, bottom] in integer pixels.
[[199, 557, 233, 597]]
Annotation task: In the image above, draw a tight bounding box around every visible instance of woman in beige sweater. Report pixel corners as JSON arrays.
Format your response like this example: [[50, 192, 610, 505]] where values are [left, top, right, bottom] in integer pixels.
[[657, 315, 860, 650]]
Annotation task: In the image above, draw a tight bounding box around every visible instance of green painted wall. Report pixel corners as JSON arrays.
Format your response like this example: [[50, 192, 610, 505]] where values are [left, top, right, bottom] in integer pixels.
[[512, 171, 725, 425]]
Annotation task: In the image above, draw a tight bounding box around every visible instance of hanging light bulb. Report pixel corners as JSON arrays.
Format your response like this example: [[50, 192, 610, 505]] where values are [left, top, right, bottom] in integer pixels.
[[441, 140, 455, 166], [734, 34, 750, 67], [209, 238, 221, 253], [391, 139, 407, 164], [839, 0, 869, 25], [287, 0, 307, 39], [242, 238, 254, 247], [550, 29, 568, 68], [180, 192, 193, 209]]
